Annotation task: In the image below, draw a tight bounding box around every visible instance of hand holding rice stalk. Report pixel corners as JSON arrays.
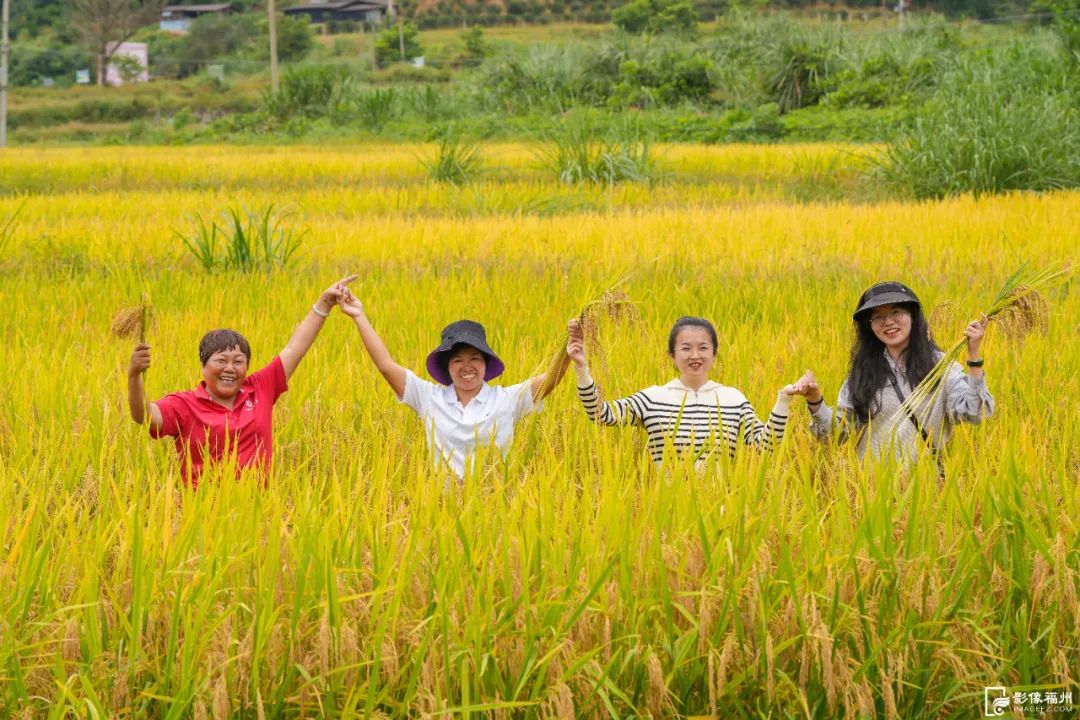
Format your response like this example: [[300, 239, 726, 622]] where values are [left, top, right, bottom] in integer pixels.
[[897, 263, 1071, 420], [534, 279, 641, 400], [113, 293, 155, 377]]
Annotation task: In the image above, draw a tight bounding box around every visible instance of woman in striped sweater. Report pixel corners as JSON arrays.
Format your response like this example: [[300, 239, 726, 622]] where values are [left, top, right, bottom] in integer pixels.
[[566, 316, 815, 465]]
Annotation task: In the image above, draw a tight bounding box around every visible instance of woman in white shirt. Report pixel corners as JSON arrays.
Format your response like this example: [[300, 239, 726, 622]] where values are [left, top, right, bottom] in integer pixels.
[[339, 288, 569, 480]]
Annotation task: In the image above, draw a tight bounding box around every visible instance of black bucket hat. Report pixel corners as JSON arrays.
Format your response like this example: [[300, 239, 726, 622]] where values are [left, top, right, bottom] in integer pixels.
[[425, 320, 505, 386], [852, 281, 921, 321]]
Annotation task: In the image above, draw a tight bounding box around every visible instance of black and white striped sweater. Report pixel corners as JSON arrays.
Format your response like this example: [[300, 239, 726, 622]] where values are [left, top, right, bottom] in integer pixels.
[[575, 370, 791, 464]]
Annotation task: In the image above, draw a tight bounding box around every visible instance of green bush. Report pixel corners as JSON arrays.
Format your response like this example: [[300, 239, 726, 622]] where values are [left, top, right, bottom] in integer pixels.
[[879, 44, 1080, 197], [613, 0, 697, 35], [375, 22, 423, 65], [474, 44, 599, 112], [10, 42, 91, 86], [461, 26, 490, 64], [370, 63, 450, 83], [767, 33, 837, 113], [151, 14, 260, 78], [536, 112, 658, 185], [264, 64, 355, 120], [610, 50, 714, 107], [256, 14, 316, 62]]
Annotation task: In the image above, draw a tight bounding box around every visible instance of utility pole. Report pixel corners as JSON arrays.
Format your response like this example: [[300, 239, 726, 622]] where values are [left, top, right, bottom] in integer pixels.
[[267, 0, 279, 93], [1, 0, 10, 148], [387, 0, 404, 62]]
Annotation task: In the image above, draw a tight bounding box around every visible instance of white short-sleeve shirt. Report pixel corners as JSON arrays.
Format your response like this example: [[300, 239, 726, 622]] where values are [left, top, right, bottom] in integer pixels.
[[399, 370, 540, 478]]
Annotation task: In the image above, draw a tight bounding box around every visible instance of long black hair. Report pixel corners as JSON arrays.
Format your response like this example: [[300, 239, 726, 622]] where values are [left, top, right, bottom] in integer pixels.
[[847, 302, 940, 423]]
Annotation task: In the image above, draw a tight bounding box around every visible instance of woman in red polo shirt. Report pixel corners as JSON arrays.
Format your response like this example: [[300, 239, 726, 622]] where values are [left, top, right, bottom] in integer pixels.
[[125, 276, 356, 486]]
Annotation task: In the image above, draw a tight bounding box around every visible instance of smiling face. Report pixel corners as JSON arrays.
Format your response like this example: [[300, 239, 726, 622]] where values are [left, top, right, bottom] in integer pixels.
[[868, 303, 912, 354], [670, 327, 716, 385], [447, 345, 487, 394], [202, 346, 249, 402]]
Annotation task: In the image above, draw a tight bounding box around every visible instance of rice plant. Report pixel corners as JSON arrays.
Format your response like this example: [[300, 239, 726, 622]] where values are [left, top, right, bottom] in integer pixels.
[[0, 198, 26, 256], [0, 145, 1078, 718]]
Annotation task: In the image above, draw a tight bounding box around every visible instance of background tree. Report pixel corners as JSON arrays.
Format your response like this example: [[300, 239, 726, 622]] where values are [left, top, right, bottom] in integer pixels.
[[375, 21, 421, 64], [73, 0, 163, 86], [612, 0, 698, 35]]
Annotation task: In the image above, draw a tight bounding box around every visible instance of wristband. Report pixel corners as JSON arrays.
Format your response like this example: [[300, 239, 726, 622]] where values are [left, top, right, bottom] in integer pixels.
[[807, 397, 823, 407], [312, 304, 330, 318], [966, 358, 984, 368]]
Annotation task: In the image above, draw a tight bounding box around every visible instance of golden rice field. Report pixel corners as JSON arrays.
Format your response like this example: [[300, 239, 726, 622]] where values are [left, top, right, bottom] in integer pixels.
[[0, 144, 1078, 718]]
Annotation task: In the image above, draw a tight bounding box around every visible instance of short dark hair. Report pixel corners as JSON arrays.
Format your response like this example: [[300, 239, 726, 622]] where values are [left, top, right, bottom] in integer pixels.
[[199, 329, 251, 366], [667, 316, 719, 355]]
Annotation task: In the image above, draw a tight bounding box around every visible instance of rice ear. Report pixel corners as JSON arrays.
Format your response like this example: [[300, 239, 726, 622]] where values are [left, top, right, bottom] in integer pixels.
[[896, 263, 1072, 422], [112, 295, 155, 341]]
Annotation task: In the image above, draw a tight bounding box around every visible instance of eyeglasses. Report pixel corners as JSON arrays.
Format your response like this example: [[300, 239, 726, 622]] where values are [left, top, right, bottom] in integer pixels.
[[870, 308, 909, 328]]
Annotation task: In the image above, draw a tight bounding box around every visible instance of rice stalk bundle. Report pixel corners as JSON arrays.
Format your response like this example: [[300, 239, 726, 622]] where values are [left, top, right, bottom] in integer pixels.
[[533, 283, 640, 399], [112, 294, 156, 381], [897, 263, 1071, 421]]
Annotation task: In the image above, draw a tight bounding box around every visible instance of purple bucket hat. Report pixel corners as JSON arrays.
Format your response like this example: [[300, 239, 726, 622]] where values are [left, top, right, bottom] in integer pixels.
[[425, 320, 506, 386]]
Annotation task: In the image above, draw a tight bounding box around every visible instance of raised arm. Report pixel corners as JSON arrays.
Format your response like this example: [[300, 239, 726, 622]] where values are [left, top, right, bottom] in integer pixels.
[[738, 389, 791, 451], [279, 275, 358, 381], [567, 318, 645, 426], [127, 343, 163, 432], [339, 288, 408, 399], [945, 315, 995, 424]]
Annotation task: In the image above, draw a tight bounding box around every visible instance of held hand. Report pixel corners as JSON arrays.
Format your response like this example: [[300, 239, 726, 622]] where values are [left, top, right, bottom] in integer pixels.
[[129, 343, 151, 378], [315, 274, 360, 315], [780, 369, 821, 401], [798, 369, 822, 402], [964, 313, 989, 359], [338, 286, 365, 318], [566, 318, 587, 368]]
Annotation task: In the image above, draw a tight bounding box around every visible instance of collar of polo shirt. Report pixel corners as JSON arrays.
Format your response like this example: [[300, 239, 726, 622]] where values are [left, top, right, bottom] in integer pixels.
[[195, 380, 252, 404], [442, 381, 493, 407]]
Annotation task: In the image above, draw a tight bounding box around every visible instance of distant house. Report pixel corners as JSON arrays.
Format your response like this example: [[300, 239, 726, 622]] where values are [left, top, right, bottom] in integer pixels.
[[283, 0, 389, 25], [105, 42, 149, 86], [160, 3, 233, 32]]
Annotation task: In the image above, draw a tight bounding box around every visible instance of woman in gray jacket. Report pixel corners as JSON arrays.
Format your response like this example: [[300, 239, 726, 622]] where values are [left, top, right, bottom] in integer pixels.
[[802, 281, 994, 466]]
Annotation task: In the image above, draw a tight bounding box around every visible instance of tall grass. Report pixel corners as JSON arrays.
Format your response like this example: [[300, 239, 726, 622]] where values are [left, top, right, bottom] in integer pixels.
[[0, 145, 1077, 716], [878, 44, 1080, 198], [176, 204, 306, 273], [536, 114, 658, 185], [421, 128, 484, 185]]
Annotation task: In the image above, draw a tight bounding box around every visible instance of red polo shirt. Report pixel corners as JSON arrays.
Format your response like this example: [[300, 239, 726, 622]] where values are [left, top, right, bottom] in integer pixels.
[[150, 356, 288, 487]]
